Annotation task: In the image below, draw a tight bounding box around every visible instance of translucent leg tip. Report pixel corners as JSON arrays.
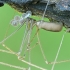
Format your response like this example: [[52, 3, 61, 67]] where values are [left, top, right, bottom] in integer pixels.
[[45, 61, 48, 64]]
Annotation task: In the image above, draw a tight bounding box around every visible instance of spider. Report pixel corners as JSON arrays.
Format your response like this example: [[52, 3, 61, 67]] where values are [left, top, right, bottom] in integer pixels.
[[0, 0, 70, 70], [0, 0, 70, 32]]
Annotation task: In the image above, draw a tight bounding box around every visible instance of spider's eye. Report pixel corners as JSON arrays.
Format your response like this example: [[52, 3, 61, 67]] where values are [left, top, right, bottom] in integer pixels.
[[0, 3, 4, 7]]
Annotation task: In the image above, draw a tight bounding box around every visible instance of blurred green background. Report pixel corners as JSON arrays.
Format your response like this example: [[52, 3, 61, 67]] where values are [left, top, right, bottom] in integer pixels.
[[0, 4, 70, 70]]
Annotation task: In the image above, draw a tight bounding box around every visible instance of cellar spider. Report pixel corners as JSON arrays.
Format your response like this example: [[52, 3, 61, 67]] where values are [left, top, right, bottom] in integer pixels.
[[0, 0, 70, 70]]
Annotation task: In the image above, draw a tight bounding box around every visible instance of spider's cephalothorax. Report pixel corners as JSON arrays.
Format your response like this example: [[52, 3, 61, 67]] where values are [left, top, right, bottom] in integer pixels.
[[0, 0, 70, 31]]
